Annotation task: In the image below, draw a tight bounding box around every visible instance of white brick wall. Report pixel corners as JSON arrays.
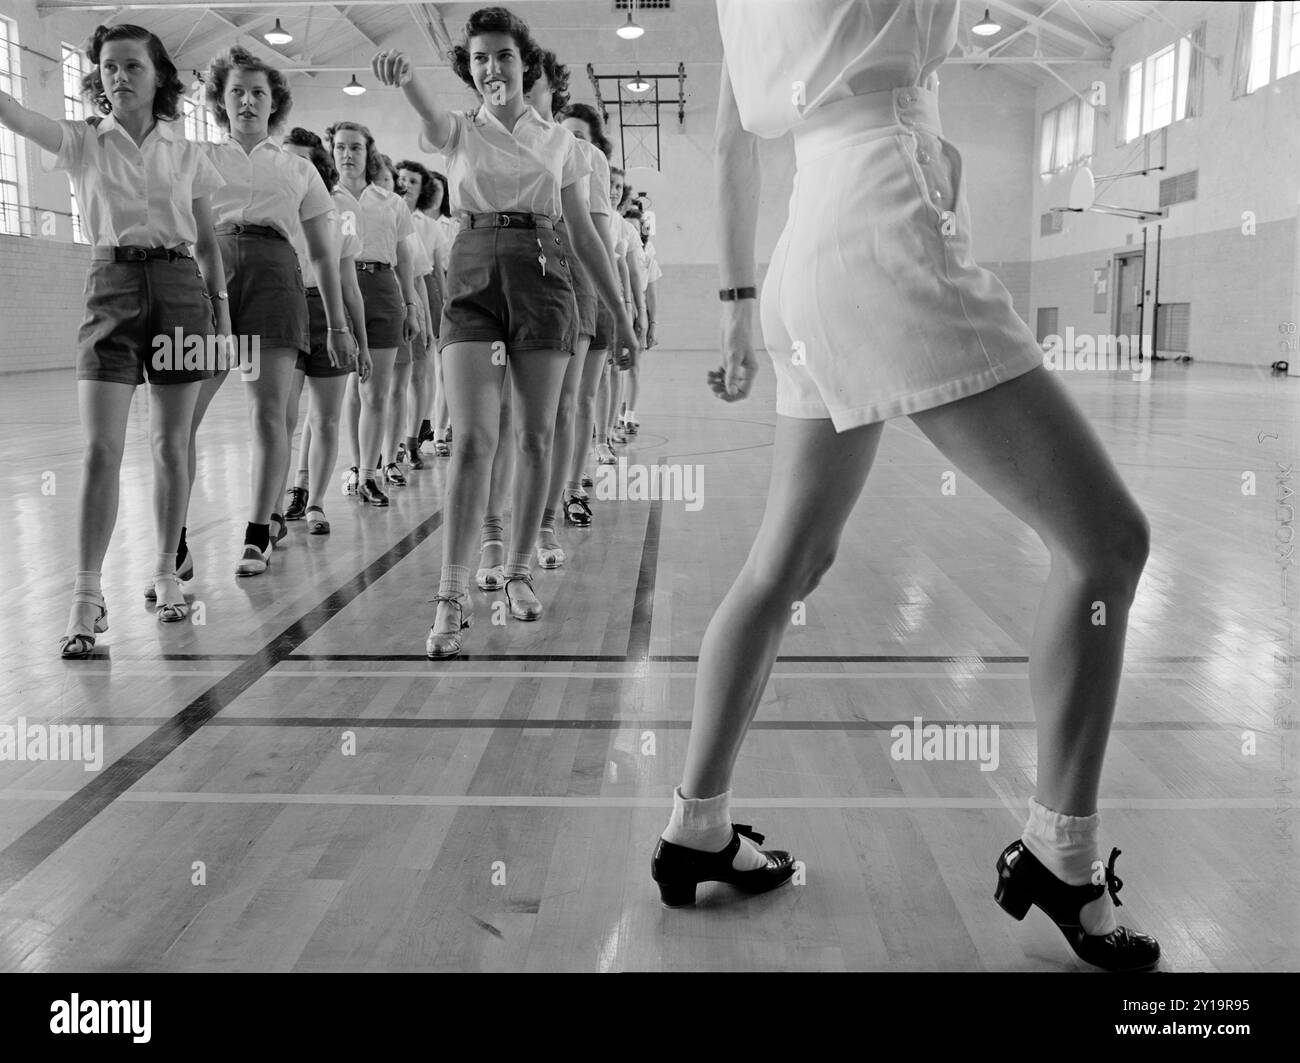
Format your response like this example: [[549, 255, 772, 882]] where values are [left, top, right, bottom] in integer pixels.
[[0, 235, 89, 373]]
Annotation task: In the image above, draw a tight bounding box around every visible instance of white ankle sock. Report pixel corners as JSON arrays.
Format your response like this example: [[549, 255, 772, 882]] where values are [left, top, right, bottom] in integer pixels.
[[661, 786, 768, 871], [1021, 797, 1117, 935], [74, 570, 102, 595]]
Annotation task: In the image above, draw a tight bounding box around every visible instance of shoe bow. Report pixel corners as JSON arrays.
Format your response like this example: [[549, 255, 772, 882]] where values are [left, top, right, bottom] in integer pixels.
[[1104, 846, 1125, 908]]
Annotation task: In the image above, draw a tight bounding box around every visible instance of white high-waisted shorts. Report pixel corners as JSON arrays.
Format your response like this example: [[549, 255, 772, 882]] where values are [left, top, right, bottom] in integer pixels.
[[761, 85, 1042, 429]]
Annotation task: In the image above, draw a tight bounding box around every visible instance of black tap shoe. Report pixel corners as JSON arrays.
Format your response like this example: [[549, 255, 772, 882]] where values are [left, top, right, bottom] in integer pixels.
[[651, 823, 795, 908], [995, 840, 1160, 971]]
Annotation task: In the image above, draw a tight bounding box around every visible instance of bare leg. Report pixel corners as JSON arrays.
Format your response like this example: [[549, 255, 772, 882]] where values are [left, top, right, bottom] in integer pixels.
[[242, 348, 299, 526], [304, 374, 349, 507], [385, 359, 412, 469], [64, 380, 136, 638], [360, 347, 397, 478], [433, 345, 449, 439], [410, 353, 431, 439], [540, 335, 591, 553], [149, 380, 202, 557], [479, 376, 514, 575], [280, 367, 307, 503], [681, 415, 884, 798], [569, 343, 607, 491], [907, 367, 1149, 816], [439, 340, 508, 582], [72, 379, 136, 571], [343, 372, 361, 470], [501, 348, 572, 612]]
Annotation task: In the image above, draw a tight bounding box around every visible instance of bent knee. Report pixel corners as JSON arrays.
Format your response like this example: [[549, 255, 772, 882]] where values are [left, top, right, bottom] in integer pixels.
[[1060, 506, 1150, 588]]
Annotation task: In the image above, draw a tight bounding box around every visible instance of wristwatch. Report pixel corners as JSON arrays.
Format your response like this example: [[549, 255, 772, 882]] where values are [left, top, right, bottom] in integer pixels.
[[212, 290, 229, 301], [719, 287, 756, 301]]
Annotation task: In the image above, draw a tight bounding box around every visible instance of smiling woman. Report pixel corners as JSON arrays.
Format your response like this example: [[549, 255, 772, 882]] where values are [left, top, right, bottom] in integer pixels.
[[370, 4, 641, 660]]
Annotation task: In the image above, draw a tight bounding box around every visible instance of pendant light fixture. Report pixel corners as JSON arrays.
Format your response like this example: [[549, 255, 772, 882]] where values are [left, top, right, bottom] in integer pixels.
[[264, 18, 293, 46]]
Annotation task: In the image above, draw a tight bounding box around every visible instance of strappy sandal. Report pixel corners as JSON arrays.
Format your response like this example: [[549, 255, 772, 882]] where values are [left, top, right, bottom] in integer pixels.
[[426, 592, 473, 659], [60, 590, 108, 659]]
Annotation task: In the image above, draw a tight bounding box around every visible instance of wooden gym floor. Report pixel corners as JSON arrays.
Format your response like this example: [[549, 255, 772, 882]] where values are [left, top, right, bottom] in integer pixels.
[[0, 347, 1296, 972]]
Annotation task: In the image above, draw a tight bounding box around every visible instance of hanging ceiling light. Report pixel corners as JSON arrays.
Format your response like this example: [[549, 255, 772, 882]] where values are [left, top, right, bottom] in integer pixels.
[[617, 1, 644, 40], [627, 71, 650, 92], [264, 18, 293, 46], [343, 74, 366, 96], [972, 8, 1001, 36]]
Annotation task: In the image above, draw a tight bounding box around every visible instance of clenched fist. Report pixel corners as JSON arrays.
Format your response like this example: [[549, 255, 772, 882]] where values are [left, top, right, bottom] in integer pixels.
[[372, 50, 413, 88]]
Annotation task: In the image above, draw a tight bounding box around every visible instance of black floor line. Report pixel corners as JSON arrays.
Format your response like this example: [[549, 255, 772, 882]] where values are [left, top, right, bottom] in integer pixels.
[[63, 716, 1251, 733], [0, 509, 444, 898]]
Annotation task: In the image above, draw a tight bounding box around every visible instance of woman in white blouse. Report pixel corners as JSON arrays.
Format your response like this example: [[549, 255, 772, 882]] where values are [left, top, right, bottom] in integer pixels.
[[372, 6, 638, 659], [189, 47, 355, 579], [652, 0, 1159, 974]]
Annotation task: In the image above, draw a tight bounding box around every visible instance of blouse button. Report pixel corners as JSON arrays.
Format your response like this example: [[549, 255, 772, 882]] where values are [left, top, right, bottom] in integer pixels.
[[916, 150, 930, 163], [933, 188, 943, 199]]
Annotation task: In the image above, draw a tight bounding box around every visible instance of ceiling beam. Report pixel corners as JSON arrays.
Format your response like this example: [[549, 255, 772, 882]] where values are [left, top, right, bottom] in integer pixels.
[[192, 9, 316, 78], [174, 12, 278, 67], [981, 0, 1112, 56], [329, 5, 381, 49], [407, 3, 454, 60], [970, 0, 1066, 69]]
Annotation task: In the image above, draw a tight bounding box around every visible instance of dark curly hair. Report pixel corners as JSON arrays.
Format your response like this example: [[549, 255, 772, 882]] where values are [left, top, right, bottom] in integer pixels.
[[81, 24, 184, 120], [426, 170, 452, 218], [205, 46, 293, 132], [536, 49, 570, 114], [395, 159, 436, 211], [325, 120, 381, 183], [286, 127, 337, 190], [558, 102, 612, 158], [449, 7, 544, 97]]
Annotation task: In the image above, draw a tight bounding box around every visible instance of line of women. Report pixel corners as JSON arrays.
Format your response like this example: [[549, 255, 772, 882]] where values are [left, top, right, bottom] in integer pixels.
[[2, 12, 652, 663]]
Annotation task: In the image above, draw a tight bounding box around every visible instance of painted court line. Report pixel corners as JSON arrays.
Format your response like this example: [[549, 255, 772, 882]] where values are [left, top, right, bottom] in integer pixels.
[[0, 791, 1283, 810]]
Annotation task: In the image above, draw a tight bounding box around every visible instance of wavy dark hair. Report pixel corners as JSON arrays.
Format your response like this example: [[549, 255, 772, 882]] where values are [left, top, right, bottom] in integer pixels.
[[395, 159, 436, 211], [286, 127, 337, 190], [449, 7, 544, 97], [205, 45, 293, 132], [536, 49, 570, 114], [426, 169, 452, 218], [81, 24, 184, 120], [325, 120, 381, 183], [558, 102, 612, 158]]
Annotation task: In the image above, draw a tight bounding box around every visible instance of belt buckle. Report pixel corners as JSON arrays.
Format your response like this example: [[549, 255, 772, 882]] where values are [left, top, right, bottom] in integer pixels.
[[498, 213, 510, 228], [230, 223, 245, 235], [127, 247, 146, 261]]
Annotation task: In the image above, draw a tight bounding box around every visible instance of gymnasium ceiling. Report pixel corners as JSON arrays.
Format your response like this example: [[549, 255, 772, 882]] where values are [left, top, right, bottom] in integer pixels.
[[30, 0, 1181, 93]]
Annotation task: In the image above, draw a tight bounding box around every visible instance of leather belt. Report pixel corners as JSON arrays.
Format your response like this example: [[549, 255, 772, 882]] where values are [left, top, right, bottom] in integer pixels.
[[215, 223, 286, 241], [91, 245, 192, 262], [356, 260, 393, 273], [460, 211, 555, 231]]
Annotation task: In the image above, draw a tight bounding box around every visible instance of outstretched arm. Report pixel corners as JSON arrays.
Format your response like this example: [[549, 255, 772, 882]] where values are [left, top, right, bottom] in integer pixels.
[[0, 88, 64, 154], [371, 51, 454, 151]]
